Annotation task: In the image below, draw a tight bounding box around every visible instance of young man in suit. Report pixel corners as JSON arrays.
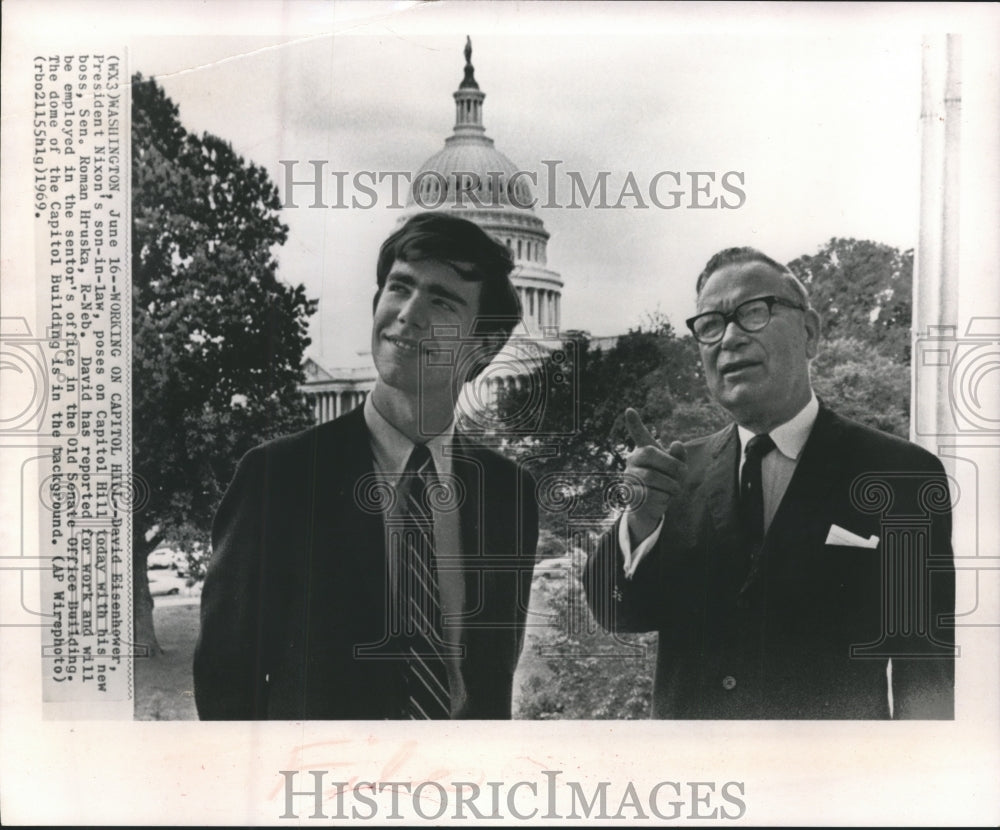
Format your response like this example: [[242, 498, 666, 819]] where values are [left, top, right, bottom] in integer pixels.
[[584, 247, 955, 719], [194, 212, 538, 719]]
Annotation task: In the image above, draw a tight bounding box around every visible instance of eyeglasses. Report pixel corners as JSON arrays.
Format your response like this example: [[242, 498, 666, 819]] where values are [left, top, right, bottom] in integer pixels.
[[685, 295, 807, 345]]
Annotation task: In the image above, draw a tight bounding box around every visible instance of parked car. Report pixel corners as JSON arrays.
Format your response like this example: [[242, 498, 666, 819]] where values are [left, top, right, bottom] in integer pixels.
[[148, 569, 185, 596], [146, 547, 189, 597], [147, 547, 186, 574]]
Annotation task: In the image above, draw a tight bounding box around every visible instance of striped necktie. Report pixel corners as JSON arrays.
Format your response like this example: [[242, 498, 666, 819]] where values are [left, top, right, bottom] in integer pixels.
[[398, 443, 451, 719]]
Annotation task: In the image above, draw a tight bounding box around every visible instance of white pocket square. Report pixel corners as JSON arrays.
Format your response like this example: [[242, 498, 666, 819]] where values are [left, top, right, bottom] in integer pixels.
[[825, 524, 879, 549]]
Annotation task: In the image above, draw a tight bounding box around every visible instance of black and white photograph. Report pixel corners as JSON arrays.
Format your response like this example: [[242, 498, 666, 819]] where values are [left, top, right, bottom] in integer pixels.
[[1, 0, 998, 824]]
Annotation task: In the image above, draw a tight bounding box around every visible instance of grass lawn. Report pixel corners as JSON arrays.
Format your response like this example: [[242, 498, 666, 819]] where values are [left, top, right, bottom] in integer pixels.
[[134, 600, 200, 720]]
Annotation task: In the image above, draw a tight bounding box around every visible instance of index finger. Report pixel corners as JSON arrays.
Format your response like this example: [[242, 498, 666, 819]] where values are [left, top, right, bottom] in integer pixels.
[[625, 407, 662, 449]]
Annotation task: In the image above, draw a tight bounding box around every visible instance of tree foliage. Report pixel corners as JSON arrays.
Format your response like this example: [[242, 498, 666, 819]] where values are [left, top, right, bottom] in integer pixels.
[[498, 317, 705, 471], [496, 319, 718, 537], [788, 237, 913, 363], [811, 336, 910, 437], [514, 566, 657, 720], [131, 74, 316, 650]]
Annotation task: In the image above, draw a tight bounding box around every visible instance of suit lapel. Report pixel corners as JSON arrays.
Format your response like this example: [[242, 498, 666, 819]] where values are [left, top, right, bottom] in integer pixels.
[[758, 405, 845, 568], [699, 424, 755, 595], [312, 407, 387, 612], [704, 409, 844, 591], [704, 424, 741, 539]]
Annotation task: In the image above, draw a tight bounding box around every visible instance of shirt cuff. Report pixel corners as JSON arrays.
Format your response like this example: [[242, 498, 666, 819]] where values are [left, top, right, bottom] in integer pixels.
[[618, 513, 664, 579]]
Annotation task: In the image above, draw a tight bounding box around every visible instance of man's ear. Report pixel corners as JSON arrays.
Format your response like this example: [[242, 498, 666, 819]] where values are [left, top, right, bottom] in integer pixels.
[[804, 308, 822, 359], [372, 288, 382, 316]]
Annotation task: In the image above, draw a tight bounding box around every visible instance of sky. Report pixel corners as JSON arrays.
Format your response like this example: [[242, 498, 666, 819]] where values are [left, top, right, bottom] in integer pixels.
[[123, 3, 951, 371]]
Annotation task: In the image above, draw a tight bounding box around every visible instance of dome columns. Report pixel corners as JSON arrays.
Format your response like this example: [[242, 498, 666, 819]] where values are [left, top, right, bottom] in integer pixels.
[[516, 286, 561, 331]]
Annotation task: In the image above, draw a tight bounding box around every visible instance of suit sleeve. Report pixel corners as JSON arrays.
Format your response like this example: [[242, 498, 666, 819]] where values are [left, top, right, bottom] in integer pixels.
[[891, 456, 955, 719], [193, 447, 271, 719], [583, 516, 666, 634]]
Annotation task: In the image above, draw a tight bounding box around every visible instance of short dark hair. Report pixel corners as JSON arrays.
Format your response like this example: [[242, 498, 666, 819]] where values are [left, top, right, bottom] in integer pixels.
[[374, 212, 521, 379], [696, 246, 810, 307]]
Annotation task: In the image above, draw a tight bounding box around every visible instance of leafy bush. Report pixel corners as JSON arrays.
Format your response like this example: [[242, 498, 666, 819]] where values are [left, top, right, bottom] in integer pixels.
[[516, 546, 657, 719], [812, 336, 910, 436]]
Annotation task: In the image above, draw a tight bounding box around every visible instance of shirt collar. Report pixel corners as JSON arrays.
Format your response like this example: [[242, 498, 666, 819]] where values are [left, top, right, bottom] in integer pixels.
[[363, 395, 455, 477], [737, 393, 818, 461]]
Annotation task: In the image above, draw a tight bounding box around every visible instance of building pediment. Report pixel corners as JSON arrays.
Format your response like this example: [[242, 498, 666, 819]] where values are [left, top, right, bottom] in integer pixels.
[[302, 357, 335, 382]]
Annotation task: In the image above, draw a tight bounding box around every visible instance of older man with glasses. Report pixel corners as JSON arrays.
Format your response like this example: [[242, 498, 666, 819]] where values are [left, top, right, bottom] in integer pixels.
[[584, 247, 955, 720]]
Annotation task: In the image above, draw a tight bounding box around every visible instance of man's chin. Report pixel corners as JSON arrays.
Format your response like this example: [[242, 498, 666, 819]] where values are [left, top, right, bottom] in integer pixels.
[[420, 369, 465, 397], [716, 377, 758, 399], [380, 372, 460, 402], [715, 386, 767, 419]]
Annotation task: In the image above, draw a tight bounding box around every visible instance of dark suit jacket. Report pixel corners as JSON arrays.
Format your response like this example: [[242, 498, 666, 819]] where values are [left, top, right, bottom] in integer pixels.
[[584, 405, 955, 719], [193, 406, 538, 719]]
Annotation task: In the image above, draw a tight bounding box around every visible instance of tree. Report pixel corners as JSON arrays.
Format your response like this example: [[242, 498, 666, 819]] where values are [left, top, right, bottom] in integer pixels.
[[788, 237, 913, 363], [785, 238, 914, 432], [811, 336, 910, 437], [131, 74, 316, 653]]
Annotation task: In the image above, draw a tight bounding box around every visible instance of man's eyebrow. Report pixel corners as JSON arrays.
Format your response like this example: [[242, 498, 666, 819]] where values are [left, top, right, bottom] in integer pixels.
[[385, 271, 470, 307], [385, 271, 416, 288], [427, 283, 470, 307], [697, 293, 775, 312]]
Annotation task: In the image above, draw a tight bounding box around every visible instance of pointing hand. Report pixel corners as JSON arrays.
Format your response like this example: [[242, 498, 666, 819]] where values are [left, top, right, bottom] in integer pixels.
[[622, 408, 688, 542]]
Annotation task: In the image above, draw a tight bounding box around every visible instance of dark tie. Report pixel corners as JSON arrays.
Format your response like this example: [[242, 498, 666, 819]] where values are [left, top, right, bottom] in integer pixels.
[[740, 433, 776, 564], [398, 443, 451, 719]]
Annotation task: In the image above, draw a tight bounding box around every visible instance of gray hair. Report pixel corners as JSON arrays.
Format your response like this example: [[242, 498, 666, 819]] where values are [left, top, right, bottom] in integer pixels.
[[695, 247, 810, 308]]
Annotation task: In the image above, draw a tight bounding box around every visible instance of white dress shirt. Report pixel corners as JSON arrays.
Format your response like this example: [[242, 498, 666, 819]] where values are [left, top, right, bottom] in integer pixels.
[[620, 394, 819, 578]]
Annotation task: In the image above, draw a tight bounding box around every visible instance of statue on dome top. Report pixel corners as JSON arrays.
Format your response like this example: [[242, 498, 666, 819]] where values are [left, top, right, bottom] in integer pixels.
[[460, 36, 479, 89]]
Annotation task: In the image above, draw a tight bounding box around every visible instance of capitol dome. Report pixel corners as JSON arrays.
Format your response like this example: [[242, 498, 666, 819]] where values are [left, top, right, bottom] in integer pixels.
[[302, 38, 567, 426], [412, 143, 533, 211], [406, 38, 563, 339]]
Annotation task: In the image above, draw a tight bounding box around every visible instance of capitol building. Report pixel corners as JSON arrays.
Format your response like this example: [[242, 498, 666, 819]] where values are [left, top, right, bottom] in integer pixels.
[[303, 39, 565, 424]]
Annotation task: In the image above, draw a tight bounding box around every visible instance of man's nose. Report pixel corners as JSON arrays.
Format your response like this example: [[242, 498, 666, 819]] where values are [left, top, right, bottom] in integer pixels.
[[718, 318, 748, 348], [397, 292, 428, 327]]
